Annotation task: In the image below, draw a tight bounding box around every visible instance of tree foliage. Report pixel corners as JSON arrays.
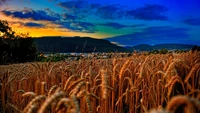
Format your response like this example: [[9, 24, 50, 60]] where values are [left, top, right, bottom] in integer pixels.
[[191, 45, 200, 52], [0, 20, 37, 64], [159, 48, 168, 54]]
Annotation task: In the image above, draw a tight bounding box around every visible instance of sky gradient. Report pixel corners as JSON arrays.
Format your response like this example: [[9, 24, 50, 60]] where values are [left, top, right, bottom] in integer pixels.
[[0, 0, 200, 46]]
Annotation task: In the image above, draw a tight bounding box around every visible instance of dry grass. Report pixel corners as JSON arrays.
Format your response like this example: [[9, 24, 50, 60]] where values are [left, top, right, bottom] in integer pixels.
[[0, 51, 200, 113]]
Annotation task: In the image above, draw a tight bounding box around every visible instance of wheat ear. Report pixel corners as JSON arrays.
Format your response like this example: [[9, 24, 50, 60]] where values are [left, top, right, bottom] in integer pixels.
[[70, 81, 86, 96], [41, 82, 47, 95], [23, 95, 46, 113], [38, 91, 65, 113], [77, 89, 86, 98], [71, 94, 81, 113], [48, 85, 58, 97], [64, 75, 77, 90], [85, 94, 92, 113], [66, 78, 84, 92], [101, 69, 108, 99], [26, 104, 37, 113], [139, 56, 149, 78], [119, 59, 130, 80], [56, 98, 71, 112], [166, 95, 196, 113], [22, 92, 36, 98], [165, 76, 185, 98], [184, 63, 200, 83]]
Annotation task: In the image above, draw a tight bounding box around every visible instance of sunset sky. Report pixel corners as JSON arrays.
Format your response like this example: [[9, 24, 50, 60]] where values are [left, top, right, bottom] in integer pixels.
[[0, 0, 200, 46]]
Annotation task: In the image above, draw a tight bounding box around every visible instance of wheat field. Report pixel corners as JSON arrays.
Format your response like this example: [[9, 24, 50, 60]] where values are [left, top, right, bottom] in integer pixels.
[[0, 51, 200, 113]]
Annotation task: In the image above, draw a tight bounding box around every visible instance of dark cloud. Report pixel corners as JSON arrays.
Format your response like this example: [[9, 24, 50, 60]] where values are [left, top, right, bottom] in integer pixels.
[[130, 24, 146, 27], [99, 22, 145, 29], [0, 0, 5, 4], [0, 0, 9, 5], [90, 3, 101, 9], [1, 5, 96, 32], [106, 26, 190, 46], [1, 8, 61, 21], [1, 7, 81, 22], [61, 13, 80, 21], [142, 26, 188, 34], [58, 1, 125, 20], [126, 4, 168, 21], [58, 1, 88, 16], [57, 1, 91, 20], [24, 22, 44, 27], [44, 8, 60, 17], [95, 4, 125, 19], [58, 21, 97, 33], [57, 1, 168, 21], [183, 18, 200, 26], [99, 22, 129, 29], [58, 1, 86, 10]]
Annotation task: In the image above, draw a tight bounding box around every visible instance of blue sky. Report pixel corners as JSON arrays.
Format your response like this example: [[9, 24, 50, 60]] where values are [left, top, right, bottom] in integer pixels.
[[0, 0, 200, 46]]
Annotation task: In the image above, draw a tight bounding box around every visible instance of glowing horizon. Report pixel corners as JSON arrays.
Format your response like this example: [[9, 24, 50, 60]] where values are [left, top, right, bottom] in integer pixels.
[[0, 12, 114, 39]]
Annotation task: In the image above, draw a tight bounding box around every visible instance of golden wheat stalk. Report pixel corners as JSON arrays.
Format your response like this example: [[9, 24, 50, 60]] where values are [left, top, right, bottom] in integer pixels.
[[163, 61, 176, 81], [164, 75, 182, 88], [165, 76, 185, 98], [56, 98, 71, 112], [16, 90, 25, 94], [48, 85, 58, 97], [48, 63, 58, 76], [139, 56, 149, 78], [35, 80, 40, 95], [88, 93, 100, 100], [147, 109, 167, 113], [22, 92, 36, 98], [96, 105, 100, 112], [71, 94, 81, 113], [184, 63, 200, 83], [101, 69, 108, 99], [41, 82, 47, 95], [119, 59, 130, 80], [140, 98, 148, 112], [77, 89, 86, 98], [6, 103, 22, 113], [23, 95, 46, 113], [26, 104, 37, 113], [38, 91, 65, 113], [166, 95, 198, 113], [63, 75, 77, 90], [88, 65, 92, 81], [85, 95, 92, 113], [70, 81, 86, 96], [66, 78, 84, 92]]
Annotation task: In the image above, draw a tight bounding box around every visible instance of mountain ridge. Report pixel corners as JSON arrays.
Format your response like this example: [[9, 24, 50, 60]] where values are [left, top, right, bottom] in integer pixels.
[[33, 36, 197, 53], [126, 43, 196, 51], [33, 36, 130, 53]]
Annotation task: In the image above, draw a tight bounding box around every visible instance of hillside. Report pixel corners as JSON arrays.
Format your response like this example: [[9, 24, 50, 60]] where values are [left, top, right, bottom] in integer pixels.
[[127, 43, 195, 51], [33, 36, 130, 53]]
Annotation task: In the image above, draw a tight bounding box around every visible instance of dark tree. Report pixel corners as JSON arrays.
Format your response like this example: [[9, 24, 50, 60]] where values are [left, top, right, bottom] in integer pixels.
[[0, 20, 37, 64], [191, 45, 200, 52], [159, 48, 168, 54]]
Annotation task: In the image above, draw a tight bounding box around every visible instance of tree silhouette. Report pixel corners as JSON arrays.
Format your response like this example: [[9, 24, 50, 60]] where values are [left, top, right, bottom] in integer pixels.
[[0, 20, 37, 64]]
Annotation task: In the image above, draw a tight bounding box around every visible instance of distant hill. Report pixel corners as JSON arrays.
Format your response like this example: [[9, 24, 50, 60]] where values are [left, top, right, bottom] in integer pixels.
[[33, 36, 130, 53], [127, 43, 195, 51]]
